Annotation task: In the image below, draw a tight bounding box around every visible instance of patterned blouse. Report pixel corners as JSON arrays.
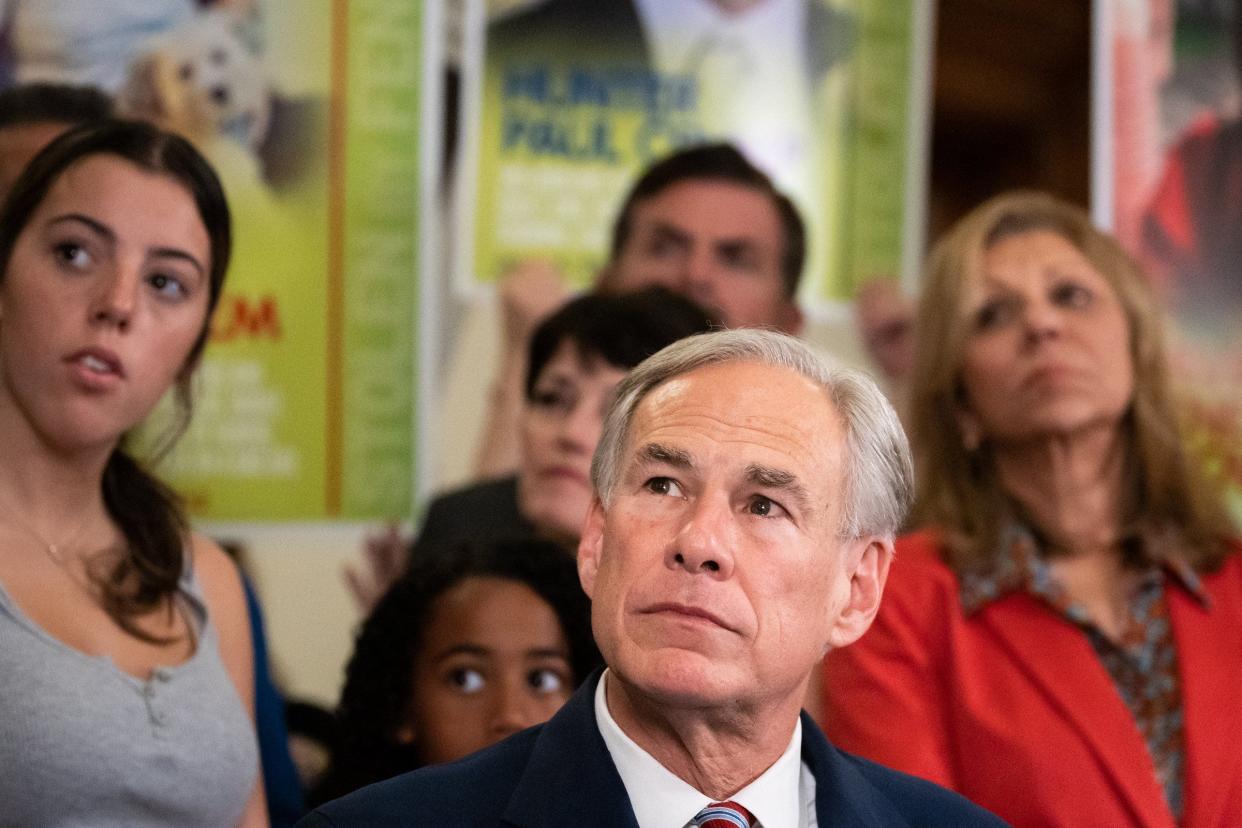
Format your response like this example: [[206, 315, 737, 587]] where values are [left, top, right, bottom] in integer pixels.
[[958, 523, 1209, 819]]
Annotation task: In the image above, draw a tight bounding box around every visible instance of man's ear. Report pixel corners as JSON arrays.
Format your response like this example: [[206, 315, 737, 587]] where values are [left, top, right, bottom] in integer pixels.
[[826, 537, 893, 650], [778, 300, 804, 335], [577, 496, 606, 598]]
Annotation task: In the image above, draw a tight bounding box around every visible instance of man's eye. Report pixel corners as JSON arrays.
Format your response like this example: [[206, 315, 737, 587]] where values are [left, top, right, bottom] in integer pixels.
[[527, 668, 566, 694], [720, 246, 759, 271], [449, 668, 485, 694], [748, 495, 785, 518], [644, 477, 683, 497]]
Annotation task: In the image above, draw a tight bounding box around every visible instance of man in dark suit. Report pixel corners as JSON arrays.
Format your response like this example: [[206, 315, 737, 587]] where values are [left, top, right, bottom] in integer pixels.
[[302, 329, 1004, 827]]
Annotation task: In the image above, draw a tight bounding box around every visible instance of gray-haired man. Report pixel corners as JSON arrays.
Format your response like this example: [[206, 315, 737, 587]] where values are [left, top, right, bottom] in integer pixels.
[[303, 330, 1004, 827]]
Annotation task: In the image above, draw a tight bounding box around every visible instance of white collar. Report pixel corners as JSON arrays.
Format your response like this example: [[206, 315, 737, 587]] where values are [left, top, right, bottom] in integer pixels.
[[632, 0, 804, 72], [594, 669, 805, 828]]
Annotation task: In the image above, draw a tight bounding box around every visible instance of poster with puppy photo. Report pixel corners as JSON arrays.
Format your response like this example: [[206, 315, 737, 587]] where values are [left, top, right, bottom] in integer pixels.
[[0, 0, 431, 520]]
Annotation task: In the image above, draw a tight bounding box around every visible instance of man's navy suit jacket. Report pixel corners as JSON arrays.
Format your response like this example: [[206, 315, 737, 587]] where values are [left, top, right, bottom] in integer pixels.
[[299, 671, 1005, 827]]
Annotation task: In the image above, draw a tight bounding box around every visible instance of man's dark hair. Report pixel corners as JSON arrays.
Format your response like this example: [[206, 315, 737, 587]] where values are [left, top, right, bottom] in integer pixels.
[[0, 83, 112, 129], [525, 287, 718, 399], [608, 143, 807, 300]]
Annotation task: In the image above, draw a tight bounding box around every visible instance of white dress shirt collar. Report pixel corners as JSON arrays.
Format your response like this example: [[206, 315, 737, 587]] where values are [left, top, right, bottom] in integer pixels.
[[594, 669, 807, 828], [632, 0, 804, 73]]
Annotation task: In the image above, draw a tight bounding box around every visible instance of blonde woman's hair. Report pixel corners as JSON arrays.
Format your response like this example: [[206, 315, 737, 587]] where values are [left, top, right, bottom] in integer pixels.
[[908, 190, 1234, 572]]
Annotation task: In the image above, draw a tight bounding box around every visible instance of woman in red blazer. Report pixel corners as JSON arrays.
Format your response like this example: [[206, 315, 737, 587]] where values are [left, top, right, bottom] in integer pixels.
[[823, 192, 1242, 827]]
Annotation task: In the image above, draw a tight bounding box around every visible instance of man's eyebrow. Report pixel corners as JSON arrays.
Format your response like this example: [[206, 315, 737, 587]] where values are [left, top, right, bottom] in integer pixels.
[[637, 442, 694, 470], [745, 463, 814, 514], [716, 237, 762, 254], [647, 221, 692, 245]]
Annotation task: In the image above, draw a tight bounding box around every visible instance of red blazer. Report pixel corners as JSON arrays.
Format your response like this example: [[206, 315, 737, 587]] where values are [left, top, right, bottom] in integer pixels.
[[823, 530, 1242, 827]]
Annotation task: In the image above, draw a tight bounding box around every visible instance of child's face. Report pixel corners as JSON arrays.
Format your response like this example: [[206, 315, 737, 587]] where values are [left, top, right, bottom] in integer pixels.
[[400, 576, 574, 765]]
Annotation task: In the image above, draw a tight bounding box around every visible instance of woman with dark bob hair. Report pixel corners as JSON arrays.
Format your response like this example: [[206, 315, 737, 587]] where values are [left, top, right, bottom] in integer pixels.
[[824, 191, 1242, 826], [0, 120, 265, 825], [314, 536, 600, 803], [347, 288, 716, 609]]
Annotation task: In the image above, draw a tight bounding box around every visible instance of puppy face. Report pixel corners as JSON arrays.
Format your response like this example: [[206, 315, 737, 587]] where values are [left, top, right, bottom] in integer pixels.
[[121, 11, 270, 148]]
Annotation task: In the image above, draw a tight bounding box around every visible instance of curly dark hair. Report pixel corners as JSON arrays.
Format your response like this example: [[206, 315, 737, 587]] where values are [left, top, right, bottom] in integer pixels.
[[311, 537, 599, 804]]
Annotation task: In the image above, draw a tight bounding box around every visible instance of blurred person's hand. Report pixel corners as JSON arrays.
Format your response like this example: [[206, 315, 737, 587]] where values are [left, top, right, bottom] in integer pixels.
[[343, 524, 410, 614], [499, 259, 571, 351], [474, 260, 572, 480]]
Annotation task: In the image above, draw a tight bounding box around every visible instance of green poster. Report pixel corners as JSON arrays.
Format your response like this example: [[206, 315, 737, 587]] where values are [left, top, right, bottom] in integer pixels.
[[136, 0, 422, 520], [462, 0, 929, 311]]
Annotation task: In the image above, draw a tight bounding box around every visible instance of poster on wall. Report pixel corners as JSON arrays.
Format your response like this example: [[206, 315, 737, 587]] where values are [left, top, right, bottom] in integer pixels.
[[457, 0, 932, 315], [0, 1, 426, 520], [1098, 0, 1242, 514]]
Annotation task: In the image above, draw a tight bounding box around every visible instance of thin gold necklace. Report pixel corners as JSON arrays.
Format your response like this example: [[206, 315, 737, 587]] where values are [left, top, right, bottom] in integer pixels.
[[0, 499, 94, 567]]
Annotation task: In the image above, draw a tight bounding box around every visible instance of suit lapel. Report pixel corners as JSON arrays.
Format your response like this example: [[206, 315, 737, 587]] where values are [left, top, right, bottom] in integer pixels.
[[801, 712, 911, 825], [981, 595, 1174, 827], [501, 671, 639, 828], [1169, 562, 1242, 826]]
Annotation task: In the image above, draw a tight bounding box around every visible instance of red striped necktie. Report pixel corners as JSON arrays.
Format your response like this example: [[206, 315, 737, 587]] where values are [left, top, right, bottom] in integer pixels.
[[692, 800, 755, 828]]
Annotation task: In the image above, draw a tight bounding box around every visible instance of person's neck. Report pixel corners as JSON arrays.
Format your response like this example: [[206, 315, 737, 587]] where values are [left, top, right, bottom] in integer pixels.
[[992, 423, 1126, 559], [604, 670, 800, 801], [0, 403, 115, 547]]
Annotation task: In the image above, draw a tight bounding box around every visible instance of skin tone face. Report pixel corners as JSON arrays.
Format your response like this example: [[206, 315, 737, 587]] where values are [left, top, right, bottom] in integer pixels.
[[401, 576, 574, 766], [578, 361, 887, 720], [0, 155, 211, 457], [604, 180, 802, 333], [0, 120, 72, 200], [517, 342, 628, 544], [958, 229, 1135, 447]]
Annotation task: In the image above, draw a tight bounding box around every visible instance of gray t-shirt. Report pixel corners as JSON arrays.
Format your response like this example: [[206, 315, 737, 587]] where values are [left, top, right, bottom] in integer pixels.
[[0, 562, 258, 827]]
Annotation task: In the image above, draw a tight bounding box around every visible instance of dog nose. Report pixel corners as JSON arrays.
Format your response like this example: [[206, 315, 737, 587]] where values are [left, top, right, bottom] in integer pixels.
[[211, 86, 230, 105]]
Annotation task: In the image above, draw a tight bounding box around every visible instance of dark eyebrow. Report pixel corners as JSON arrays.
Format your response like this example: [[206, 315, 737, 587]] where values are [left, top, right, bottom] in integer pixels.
[[525, 649, 571, 661], [637, 442, 694, 471], [745, 463, 814, 516], [716, 238, 762, 255], [432, 644, 569, 663], [431, 644, 491, 663], [647, 222, 693, 245], [49, 213, 206, 277], [50, 212, 113, 240]]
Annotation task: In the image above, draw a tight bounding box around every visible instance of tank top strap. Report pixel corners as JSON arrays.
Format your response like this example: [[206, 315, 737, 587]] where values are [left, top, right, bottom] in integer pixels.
[[176, 543, 211, 643]]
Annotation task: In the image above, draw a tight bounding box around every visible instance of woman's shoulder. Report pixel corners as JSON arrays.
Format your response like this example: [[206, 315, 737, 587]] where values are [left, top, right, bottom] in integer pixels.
[[893, 529, 956, 576], [1200, 541, 1242, 595], [185, 533, 256, 712], [187, 534, 245, 607], [884, 528, 963, 606], [184, 534, 249, 647]]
